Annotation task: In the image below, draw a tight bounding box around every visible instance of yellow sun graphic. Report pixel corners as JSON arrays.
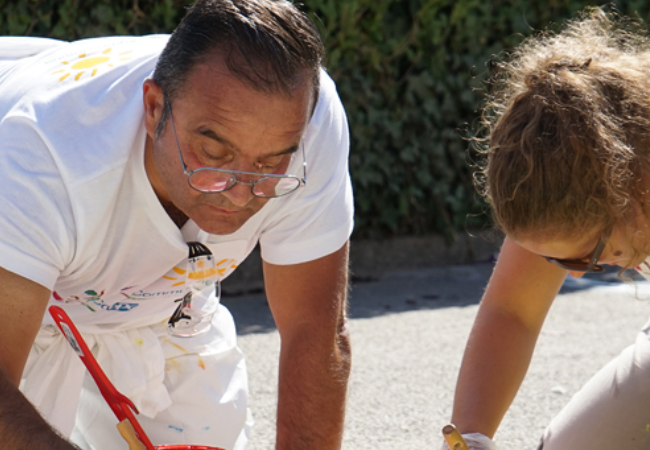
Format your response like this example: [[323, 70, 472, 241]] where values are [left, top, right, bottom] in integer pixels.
[[163, 266, 188, 287], [162, 258, 239, 286], [52, 47, 132, 82]]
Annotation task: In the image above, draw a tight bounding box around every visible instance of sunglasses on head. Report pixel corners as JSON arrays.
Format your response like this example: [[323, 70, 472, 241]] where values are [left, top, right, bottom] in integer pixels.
[[544, 227, 613, 273]]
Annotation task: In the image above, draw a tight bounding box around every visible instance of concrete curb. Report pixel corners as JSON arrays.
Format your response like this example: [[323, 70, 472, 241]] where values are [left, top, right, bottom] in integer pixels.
[[348, 230, 503, 279], [221, 230, 504, 296]]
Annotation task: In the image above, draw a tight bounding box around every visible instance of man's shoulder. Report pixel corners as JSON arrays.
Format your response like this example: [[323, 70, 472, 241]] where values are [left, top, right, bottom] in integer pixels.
[[0, 35, 171, 176], [307, 69, 346, 137], [0, 34, 170, 104]]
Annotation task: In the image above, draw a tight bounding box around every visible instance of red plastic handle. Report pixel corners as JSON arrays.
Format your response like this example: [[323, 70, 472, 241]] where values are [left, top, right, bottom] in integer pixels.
[[49, 306, 226, 450], [157, 447, 225, 450], [48, 306, 156, 450]]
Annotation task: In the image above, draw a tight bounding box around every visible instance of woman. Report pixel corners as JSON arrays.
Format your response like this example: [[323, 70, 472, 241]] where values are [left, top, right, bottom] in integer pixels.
[[444, 8, 650, 450]]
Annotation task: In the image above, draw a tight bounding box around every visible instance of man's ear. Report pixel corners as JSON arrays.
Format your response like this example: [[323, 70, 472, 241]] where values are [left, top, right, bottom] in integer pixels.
[[143, 78, 164, 139]]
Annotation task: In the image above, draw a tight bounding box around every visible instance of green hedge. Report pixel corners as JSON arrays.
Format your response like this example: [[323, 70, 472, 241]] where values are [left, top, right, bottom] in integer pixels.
[[2, 0, 650, 239]]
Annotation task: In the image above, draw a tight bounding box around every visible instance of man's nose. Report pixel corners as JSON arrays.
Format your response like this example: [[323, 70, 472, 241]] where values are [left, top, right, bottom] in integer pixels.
[[220, 180, 255, 207]]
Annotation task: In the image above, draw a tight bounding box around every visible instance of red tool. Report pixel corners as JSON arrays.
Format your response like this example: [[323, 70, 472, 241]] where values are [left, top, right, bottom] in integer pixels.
[[49, 305, 224, 450]]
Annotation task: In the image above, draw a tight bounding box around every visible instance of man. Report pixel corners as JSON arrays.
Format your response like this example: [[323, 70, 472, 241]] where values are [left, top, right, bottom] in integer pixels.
[[0, 0, 353, 449]]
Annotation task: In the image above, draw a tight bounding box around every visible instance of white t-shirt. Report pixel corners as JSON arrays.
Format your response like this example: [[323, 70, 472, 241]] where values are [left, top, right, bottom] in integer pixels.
[[0, 35, 354, 333]]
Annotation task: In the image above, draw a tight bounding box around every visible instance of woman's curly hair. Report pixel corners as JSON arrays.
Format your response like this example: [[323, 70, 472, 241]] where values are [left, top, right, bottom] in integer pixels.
[[475, 7, 650, 245]]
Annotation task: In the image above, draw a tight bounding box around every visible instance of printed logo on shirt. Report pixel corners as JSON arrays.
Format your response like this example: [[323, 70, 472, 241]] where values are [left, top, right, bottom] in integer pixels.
[[52, 289, 139, 312], [51, 47, 133, 82], [120, 287, 186, 300], [162, 265, 188, 287], [158, 257, 239, 288], [213, 257, 239, 278], [119, 252, 235, 301], [50, 251, 240, 313]]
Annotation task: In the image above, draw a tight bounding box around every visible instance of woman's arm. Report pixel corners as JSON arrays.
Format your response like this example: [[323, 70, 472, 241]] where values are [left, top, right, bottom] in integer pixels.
[[451, 237, 568, 437]]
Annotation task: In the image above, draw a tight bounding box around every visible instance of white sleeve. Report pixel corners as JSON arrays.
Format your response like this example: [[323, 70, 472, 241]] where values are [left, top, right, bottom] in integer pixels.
[[0, 117, 75, 288], [258, 71, 354, 265], [0, 37, 67, 60]]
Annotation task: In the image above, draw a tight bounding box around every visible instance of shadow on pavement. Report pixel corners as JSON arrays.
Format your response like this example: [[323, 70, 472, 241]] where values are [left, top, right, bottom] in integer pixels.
[[223, 262, 496, 336], [222, 261, 650, 336]]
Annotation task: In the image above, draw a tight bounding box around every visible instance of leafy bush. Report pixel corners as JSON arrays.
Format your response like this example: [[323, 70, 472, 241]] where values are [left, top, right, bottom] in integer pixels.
[[0, 0, 184, 37], [2, 0, 649, 239], [305, 0, 650, 238]]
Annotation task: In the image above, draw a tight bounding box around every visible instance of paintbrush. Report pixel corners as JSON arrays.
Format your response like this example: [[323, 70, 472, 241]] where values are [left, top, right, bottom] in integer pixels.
[[442, 424, 470, 450]]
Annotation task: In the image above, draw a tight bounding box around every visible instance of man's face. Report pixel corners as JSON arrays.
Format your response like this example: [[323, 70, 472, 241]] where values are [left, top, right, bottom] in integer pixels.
[[143, 53, 313, 235]]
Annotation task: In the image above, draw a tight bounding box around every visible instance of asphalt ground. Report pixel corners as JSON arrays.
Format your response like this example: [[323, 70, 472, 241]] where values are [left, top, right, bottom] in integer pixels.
[[222, 262, 650, 450]]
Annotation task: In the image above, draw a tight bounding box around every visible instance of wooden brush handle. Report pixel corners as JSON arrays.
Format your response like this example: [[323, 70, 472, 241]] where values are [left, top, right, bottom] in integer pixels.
[[117, 419, 148, 450], [442, 424, 470, 450]]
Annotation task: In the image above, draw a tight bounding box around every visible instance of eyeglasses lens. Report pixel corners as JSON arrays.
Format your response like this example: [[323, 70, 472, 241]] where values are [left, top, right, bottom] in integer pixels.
[[256, 177, 300, 197], [189, 172, 301, 198]]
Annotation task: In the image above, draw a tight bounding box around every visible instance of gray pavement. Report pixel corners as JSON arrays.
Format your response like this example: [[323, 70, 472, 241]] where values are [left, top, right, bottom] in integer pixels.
[[222, 262, 650, 450]]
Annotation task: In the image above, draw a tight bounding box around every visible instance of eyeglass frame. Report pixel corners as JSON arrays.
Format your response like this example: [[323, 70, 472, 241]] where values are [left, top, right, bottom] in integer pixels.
[[166, 99, 308, 198], [544, 227, 613, 273]]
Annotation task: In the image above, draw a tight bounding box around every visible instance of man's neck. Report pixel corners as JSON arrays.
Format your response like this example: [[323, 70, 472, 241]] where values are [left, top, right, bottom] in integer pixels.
[[144, 135, 189, 228], [162, 200, 190, 228]]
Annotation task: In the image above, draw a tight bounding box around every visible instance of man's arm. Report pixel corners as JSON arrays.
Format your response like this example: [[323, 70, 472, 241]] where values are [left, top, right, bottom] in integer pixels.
[[263, 241, 350, 450], [450, 237, 567, 437], [0, 266, 78, 449]]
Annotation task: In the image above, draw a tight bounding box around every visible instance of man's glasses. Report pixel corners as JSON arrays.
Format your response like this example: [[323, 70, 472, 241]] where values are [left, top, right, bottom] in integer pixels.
[[544, 227, 612, 273], [167, 100, 307, 198]]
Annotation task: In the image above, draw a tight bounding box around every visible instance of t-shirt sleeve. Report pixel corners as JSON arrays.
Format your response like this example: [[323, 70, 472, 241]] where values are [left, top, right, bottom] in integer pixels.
[[258, 71, 354, 265], [0, 117, 75, 288]]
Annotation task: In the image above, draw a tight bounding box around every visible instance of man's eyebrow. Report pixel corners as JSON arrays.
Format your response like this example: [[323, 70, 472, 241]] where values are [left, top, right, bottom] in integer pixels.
[[269, 145, 300, 157], [199, 129, 236, 150], [198, 129, 300, 157]]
